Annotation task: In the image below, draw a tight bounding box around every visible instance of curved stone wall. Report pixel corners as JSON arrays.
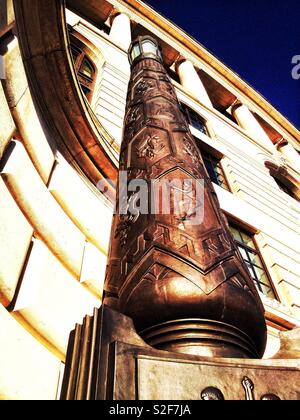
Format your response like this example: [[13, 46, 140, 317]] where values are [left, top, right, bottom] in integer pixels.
[[0, 0, 300, 399]]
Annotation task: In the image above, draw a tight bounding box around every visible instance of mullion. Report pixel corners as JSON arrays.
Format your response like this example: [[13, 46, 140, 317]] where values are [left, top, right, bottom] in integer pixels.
[[238, 244, 266, 295], [235, 239, 255, 253], [203, 157, 215, 176], [230, 225, 277, 299], [182, 105, 192, 126], [75, 51, 85, 74], [251, 262, 264, 270], [241, 245, 264, 293], [256, 280, 272, 288], [204, 155, 218, 182]]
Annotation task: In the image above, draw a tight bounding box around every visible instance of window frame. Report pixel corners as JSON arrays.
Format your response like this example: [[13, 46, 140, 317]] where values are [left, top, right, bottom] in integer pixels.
[[200, 149, 231, 192], [69, 33, 97, 102], [181, 103, 209, 136], [228, 221, 279, 301]]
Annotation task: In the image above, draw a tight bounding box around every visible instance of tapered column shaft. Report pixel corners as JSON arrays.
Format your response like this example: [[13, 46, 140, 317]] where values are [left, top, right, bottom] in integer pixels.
[[104, 40, 267, 359]]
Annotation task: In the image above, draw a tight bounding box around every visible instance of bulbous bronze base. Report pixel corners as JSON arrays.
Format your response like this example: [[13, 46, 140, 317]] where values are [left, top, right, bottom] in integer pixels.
[[140, 319, 259, 359], [120, 269, 267, 358]]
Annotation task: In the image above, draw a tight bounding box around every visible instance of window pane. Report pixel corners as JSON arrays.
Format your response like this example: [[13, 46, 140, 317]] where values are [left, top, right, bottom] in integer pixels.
[[142, 40, 157, 55], [248, 250, 264, 268], [252, 266, 269, 284], [203, 159, 218, 184], [229, 226, 243, 243], [189, 110, 207, 133], [131, 44, 141, 61], [215, 164, 230, 191], [80, 58, 94, 79], [237, 245, 248, 261], [229, 223, 277, 300], [240, 231, 255, 248], [256, 276, 276, 299], [181, 104, 207, 134], [245, 262, 257, 281], [80, 84, 91, 97], [264, 285, 276, 300], [201, 152, 229, 191], [71, 45, 81, 63]]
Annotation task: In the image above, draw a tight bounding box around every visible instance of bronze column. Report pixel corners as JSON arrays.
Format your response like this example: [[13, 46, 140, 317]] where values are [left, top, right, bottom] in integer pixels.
[[104, 36, 267, 359]]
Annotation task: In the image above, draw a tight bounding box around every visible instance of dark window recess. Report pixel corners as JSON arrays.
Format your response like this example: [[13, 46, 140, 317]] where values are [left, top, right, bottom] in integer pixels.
[[220, 109, 238, 125], [167, 67, 180, 84], [229, 224, 277, 300], [274, 178, 299, 202], [201, 151, 230, 191], [70, 39, 96, 102], [181, 104, 208, 135]]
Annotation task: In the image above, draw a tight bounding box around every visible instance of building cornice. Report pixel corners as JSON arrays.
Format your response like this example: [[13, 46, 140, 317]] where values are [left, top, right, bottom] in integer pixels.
[[119, 0, 300, 145]]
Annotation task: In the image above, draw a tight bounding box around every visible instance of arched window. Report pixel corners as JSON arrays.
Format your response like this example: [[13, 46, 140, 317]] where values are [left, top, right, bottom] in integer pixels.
[[69, 35, 97, 102]]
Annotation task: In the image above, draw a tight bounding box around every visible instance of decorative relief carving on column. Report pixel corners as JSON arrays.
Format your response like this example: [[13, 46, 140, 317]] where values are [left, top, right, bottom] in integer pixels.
[[115, 192, 141, 247], [182, 135, 201, 164], [136, 134, 165, 159], [104, 39, 267, 358]]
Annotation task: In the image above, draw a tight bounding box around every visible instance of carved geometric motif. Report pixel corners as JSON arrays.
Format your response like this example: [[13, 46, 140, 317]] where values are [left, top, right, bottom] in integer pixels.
[[127, 128, 172, 168], [133, 78, 155, 98], [136, 134, 165, 159], [115, 192, 141, 247], [182, 136, 201, 165], [229, 274, 254, 297], [203, 233, 231, 258], [147, 100, 179, 123], [143, 263, 171, 283]]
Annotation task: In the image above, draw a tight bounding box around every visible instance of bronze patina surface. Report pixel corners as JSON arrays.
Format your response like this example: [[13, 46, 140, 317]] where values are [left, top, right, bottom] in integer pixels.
[[60, 306, 300, 400], [104, 38, 267, 358]]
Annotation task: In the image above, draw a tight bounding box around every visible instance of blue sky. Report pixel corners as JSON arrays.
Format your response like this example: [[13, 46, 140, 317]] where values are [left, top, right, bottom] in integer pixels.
[[145, 0, 300, 129]]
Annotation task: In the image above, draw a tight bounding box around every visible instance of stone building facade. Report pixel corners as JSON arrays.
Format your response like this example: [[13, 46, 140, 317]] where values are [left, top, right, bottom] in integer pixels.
[[0, 0, 300, 399]]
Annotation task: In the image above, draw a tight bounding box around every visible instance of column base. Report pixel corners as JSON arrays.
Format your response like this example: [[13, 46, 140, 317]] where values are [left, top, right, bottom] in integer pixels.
[[140, 319, 259, 359], [60, 306, 300, 400]]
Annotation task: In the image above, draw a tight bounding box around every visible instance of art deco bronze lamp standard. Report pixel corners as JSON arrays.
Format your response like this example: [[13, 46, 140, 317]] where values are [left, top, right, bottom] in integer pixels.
[[103, 36, 267, 359]]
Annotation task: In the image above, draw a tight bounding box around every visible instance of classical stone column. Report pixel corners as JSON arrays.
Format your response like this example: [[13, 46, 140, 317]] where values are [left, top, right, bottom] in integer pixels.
[[104, 37, 267, 359], [176, 59, 213, 108], [109, 12, 132, 51], [232, 102, 273, 149], [277, 138, 300, 173]]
